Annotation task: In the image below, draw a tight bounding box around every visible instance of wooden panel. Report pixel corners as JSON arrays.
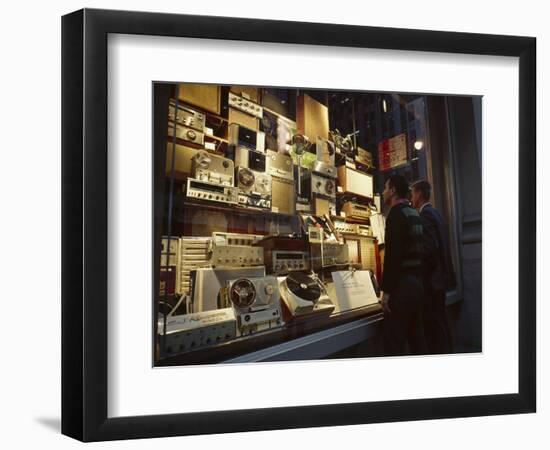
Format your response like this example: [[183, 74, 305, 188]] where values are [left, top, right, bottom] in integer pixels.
[[271, 177, 295, 215], [178, 83, 221, 114], [228, 107, 258, 130], [296, 94, 329, 141], [165, 143, 199, 180]]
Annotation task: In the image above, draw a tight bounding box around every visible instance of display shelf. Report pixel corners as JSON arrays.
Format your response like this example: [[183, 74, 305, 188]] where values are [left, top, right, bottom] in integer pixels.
[[204, 134, 228, 144], [336, 191, 374, 201], [182, 198, 298, 220], [330, 215, 371, 225], [157, 303, 383, 366]]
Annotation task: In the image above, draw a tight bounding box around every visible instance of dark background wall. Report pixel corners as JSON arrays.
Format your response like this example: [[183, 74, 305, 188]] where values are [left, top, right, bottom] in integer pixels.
[[428, 96, 482, 352]]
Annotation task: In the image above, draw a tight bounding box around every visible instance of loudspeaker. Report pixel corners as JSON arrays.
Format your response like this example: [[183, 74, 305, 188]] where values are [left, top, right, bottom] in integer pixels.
[[296, 94, 329, 141], [271, 177, 296, 215], [337, 166, 374, 198], [229, 86, 260, 103], [177, 83, 221, 114], [228, 107, 258, 130], [165, 142, 200, 180]]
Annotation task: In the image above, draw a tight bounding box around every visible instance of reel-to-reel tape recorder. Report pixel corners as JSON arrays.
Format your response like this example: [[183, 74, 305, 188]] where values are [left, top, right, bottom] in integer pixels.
[[235, 166, 272, 210], [191, 150, 234, 186], [222, 276, 284, 335]]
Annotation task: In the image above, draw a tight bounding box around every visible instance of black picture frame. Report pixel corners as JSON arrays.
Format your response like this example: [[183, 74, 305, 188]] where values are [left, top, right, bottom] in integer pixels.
[[61, 8, 536, 442]]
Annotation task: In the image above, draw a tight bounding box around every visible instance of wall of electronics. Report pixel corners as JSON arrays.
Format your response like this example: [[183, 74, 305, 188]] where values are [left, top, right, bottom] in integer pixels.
[[159, 84, 387, 359]]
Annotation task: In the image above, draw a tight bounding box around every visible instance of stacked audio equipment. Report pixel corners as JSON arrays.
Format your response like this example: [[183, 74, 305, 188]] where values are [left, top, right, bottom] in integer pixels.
[[159, 83, 388, 358], [177, 237, 211, 296]]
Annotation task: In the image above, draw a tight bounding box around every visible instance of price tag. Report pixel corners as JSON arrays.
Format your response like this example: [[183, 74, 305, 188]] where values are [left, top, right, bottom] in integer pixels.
[[337, 186, 343, 193], [204, 142, 216, 151], [204, 127, 214, 136], [271, 206, 279, 213]]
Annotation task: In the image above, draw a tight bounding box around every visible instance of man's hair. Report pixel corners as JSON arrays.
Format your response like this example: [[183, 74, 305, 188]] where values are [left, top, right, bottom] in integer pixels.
[[386, 174, 410, 199], [411, 180, 431, 201]]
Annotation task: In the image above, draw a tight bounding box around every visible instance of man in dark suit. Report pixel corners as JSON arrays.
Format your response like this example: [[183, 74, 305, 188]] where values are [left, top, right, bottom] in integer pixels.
[[411, 180, 456, 354], [380, 175, 427, 356]]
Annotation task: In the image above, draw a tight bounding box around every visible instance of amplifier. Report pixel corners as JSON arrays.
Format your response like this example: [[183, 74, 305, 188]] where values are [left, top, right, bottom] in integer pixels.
[[191, 150, 234, 186], [186, 178, 239, 204], [228, 91, 263, 118], [270, 251, 309, 275], [341, 201, 371, 221], [333, 220, 359, 235], [271, 176, 295, 215], [168, 121, 205, 146], [266, 149, 293, 181], [212, 232, 263, 247], [210, 246, 264, 268], [337, 166, 374, 198], [296, 94, 329, 141], [254, 235, 309, 275], [229, 123, 265, 153], [177, 83, 221, 114], [210, 232, 264, 268], [333, 220, 373, 236], [230, 146, 266, 172], [159, 308, 237, 356], [168, 103, 206, 131]]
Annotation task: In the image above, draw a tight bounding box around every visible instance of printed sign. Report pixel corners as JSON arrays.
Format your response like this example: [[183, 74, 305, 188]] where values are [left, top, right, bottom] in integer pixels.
[[378, 133, 408, 171]]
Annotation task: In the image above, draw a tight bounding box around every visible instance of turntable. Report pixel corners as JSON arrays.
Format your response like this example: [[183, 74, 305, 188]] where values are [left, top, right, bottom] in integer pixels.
[[278, 272, 335, 318]]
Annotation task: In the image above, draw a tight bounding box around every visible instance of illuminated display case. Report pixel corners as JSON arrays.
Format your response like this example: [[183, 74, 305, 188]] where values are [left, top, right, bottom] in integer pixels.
[[154, 82, 451, 366]]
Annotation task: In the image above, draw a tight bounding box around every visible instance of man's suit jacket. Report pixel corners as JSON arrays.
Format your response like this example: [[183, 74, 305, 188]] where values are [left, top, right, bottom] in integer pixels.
[[420, 204, 456, 291]]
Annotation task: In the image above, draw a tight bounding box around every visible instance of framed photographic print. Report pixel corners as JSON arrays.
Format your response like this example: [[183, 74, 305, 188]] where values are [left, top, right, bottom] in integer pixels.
[[61, 8, 536, 442]]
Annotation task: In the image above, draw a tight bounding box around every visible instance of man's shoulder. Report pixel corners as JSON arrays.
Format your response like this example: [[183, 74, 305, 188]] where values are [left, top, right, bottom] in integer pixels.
[[388, 203, 415, 220], [421, 204, 440, 221]]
